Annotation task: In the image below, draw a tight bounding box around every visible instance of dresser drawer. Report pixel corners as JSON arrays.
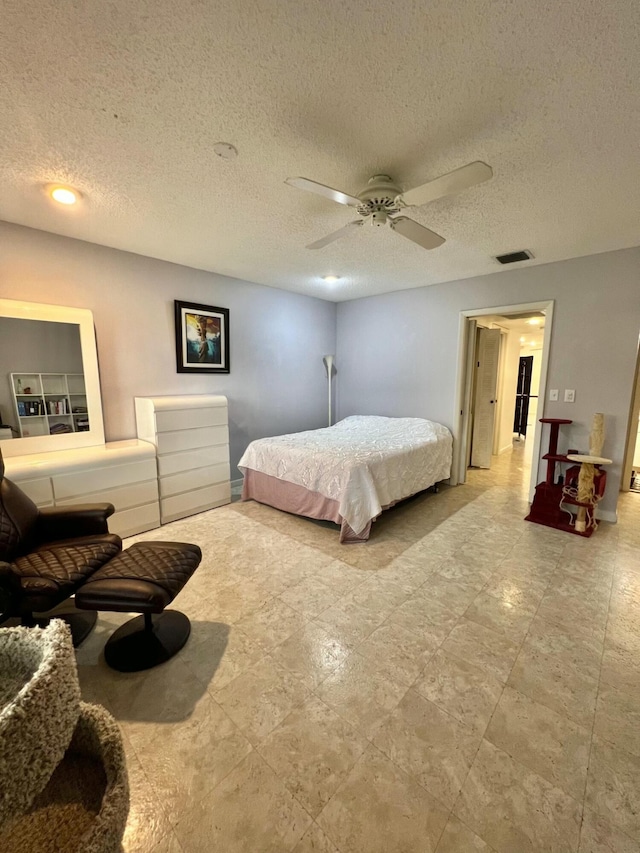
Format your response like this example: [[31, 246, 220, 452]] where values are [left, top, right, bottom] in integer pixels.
[[157, 444, 229, 477], [155, 406, 227, 433], [109, 503, 161, 539], [52, 459, 158, 500], [161, 482, 230, 523], [159, 462, 231, 498], [156, 425, 228, 455], [56, 479, 159, 512], [13, 477, 54, 507]]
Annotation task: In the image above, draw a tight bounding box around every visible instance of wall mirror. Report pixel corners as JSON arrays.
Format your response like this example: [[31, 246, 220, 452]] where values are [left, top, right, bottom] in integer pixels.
[[0, 299, 105, 458]]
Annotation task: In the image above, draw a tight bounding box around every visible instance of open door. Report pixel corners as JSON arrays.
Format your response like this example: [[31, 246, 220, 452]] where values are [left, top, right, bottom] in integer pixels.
[[470, 327, 501, 468]]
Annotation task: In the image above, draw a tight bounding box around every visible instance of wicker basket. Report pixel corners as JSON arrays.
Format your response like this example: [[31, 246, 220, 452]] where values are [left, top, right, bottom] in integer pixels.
[[0, 622, 80, 825], [0, 622, 129, 851], [0, 702, 130, 853]]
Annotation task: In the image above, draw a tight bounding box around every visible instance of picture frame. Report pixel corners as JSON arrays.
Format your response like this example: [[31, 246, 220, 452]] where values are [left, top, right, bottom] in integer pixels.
[[174, 300, 230, 374]]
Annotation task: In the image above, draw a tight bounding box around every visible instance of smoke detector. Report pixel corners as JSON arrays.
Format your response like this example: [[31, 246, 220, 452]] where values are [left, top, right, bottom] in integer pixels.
[[213, 142, 238, 160]]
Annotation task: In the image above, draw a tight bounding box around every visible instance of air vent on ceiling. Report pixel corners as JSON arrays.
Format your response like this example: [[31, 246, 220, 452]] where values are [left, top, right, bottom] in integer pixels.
[[495, 250, 534, 264]]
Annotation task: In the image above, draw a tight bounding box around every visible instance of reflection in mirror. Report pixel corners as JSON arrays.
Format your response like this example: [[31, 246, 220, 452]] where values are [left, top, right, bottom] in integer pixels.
[[1, 319, 86, 438], [0, 300, 105, 458]]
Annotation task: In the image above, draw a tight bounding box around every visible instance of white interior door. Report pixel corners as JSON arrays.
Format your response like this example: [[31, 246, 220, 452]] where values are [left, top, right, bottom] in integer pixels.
[[462, 319, 478, 478], [471, 327, 501, 468]]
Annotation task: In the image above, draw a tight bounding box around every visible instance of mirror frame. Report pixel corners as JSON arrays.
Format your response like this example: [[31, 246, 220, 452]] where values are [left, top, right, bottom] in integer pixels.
[[0, 298, 105, 458]]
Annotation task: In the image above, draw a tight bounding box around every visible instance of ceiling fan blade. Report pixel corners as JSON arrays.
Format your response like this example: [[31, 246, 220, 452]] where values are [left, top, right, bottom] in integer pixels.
[[306, 220, 363, 249], [285, 177, 360, 208], [399, 161, 493, 208], [390, 216, 445, 250]]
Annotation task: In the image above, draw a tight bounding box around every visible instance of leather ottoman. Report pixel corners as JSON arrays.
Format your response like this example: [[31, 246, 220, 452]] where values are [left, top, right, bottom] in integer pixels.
[[75, 542, 202, 672]]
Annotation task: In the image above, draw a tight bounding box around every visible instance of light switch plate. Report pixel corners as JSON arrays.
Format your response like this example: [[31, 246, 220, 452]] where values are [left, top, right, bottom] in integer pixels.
[[564, 389, 575, 403], [549, 389, 559, 401]]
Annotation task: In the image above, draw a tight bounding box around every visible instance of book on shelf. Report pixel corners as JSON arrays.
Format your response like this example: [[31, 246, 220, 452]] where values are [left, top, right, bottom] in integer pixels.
[[17, 399, 49, 416], [49, 422, 73, 435]]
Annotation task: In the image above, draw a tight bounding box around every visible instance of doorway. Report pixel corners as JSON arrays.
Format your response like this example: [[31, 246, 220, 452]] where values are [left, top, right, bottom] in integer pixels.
[[453, 301, 554, 500]]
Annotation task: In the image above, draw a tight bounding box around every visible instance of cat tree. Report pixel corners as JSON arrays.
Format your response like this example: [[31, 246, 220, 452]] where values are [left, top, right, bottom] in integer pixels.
[[526, 414, 610, 537]]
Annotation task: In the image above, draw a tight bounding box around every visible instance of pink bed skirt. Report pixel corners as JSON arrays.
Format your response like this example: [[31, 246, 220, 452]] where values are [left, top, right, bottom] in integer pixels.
[[241, 469, 372, 543]]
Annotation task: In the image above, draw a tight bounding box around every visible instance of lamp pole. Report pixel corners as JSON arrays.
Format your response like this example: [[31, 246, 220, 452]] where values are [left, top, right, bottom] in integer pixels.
[[323, 355, 334, 426]]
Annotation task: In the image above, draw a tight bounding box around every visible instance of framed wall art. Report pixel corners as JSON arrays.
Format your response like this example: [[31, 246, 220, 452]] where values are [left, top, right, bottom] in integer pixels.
[[174, 300, 230, 374]]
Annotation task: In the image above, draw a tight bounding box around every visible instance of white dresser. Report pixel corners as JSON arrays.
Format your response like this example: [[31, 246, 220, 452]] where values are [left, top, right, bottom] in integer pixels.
[[3, 440, 161, 538], [135, 395, 231, 524]]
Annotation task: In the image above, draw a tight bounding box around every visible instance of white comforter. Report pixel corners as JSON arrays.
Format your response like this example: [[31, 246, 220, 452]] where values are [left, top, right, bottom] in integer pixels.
[[238, 415, 452, 535]]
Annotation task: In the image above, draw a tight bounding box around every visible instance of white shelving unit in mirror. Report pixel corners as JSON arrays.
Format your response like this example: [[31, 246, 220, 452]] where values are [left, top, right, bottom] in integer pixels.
[[11, 372, 89, 438]]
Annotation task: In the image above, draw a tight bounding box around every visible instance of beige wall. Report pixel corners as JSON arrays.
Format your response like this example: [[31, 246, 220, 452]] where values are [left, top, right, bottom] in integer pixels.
[[0, 222, 337, 472], [337, 246, 640, 520]]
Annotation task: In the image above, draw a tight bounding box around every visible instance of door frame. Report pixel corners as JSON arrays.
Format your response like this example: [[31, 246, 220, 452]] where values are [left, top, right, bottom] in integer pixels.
[[621, 336, 640, 491], [451, 300, 555, 502]]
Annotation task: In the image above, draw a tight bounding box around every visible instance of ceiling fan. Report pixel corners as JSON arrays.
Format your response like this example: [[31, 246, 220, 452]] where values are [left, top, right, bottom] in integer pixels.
[[285, 161, 493, 251]]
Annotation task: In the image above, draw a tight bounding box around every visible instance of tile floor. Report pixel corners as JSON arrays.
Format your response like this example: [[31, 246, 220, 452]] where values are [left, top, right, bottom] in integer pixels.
[[76, 441, 640, 852]]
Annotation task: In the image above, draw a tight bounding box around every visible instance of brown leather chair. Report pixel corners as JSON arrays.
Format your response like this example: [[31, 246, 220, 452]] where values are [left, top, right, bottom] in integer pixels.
[[0, 450, 122, 644]]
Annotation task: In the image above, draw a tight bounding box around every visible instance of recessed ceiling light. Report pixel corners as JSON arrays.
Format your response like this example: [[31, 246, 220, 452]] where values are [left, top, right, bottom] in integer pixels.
[[527, 318, 541, 325], [213, 142, 238, 160], [322, 275, 341, 283], [48, 185, 79, 205], [520, 336, 525, 343], [530, 341, 536, 347]]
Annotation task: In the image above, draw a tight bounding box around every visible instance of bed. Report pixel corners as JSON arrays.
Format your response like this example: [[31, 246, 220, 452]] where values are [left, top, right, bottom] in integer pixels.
[[238, 415, 453, 542]]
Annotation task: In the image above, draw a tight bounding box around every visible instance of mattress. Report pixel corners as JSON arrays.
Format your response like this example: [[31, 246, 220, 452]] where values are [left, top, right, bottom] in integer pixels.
[[238, 415, 452, 539]]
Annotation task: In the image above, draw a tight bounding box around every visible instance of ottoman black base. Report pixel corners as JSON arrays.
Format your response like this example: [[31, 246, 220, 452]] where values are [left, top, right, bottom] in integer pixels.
[[0, 606, 98, 647], [105, 610, 191, 672], [50, 607, 98, 647], [40, 600, 99, 646], [75, 540, 202, 671]]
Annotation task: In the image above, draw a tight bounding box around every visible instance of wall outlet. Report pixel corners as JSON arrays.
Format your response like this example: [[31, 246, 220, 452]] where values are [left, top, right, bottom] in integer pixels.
[[564, 389, 576, 403], [549, 389, 559, 401]]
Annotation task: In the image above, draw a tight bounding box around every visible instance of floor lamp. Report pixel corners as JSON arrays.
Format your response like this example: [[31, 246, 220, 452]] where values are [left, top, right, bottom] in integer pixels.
[[323, 355, 335, 426]]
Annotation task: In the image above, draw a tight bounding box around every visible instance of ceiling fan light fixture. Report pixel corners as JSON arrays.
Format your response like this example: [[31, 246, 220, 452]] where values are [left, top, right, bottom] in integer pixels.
[[287, 160, 492, 252]]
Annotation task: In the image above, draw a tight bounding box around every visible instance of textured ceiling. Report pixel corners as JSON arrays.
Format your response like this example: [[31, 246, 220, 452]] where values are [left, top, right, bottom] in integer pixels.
[[1, 0, 639, 302]]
